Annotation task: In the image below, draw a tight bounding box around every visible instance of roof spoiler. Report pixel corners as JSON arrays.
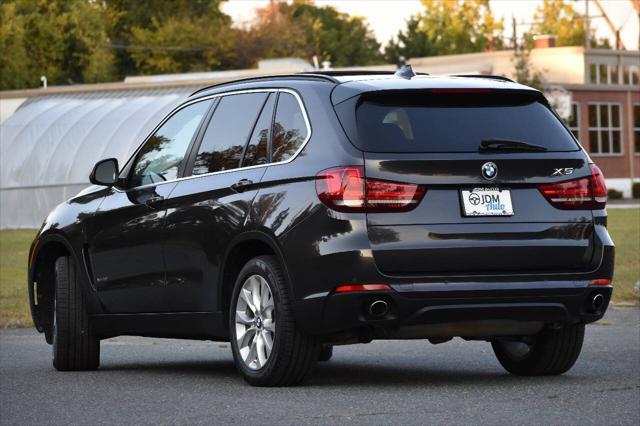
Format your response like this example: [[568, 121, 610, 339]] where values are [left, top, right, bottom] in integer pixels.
[[450, 74, 516, 83]]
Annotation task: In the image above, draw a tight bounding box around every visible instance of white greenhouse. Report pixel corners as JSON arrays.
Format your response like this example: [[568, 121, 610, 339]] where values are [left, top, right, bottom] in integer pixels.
[[0, 87, 194, 228]]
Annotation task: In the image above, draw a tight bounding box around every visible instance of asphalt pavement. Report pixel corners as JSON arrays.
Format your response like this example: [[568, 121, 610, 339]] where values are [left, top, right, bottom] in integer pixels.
[[1, 307, 638, 425]]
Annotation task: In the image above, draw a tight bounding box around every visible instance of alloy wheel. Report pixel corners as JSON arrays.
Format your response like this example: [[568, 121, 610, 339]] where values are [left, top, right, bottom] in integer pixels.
[[234, 274, 276, 370]]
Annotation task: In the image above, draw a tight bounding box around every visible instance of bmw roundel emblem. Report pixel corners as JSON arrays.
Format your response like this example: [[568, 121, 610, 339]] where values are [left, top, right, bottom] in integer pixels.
[[481, 162, 498, 180]]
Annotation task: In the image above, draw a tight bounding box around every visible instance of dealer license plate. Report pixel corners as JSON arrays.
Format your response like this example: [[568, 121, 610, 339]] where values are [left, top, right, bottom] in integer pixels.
[[461, 188, 514, 216]]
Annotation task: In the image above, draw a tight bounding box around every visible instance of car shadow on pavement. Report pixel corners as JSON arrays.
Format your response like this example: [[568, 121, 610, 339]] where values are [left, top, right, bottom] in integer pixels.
[[315, 364, 523, 387], [98, 359, 237, 376], [97, 358, 584, 389]]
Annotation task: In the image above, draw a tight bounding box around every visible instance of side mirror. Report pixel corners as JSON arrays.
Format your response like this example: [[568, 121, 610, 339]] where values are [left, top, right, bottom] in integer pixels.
[[90, 158, 119, 186]]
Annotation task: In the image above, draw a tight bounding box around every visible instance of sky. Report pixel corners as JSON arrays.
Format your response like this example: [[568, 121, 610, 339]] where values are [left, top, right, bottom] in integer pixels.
[[221, 0, 639, 50]]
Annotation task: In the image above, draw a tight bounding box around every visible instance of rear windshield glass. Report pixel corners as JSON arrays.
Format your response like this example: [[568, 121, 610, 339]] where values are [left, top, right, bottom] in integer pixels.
[[349, 92, 579, 153]]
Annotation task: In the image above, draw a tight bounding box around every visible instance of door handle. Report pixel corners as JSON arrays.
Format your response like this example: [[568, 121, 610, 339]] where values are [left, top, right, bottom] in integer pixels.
[[145, 195, 164, 206], [231, 179, 253, 193]]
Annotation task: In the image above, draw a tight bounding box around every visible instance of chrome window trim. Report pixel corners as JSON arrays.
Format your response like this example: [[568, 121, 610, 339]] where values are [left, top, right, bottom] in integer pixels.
[[116, 88, 311, 192]]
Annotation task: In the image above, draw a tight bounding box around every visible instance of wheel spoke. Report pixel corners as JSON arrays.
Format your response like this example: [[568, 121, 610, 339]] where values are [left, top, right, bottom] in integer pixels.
[[260, 280, 271, 313], [235, 310, 253, 325], [262, 330, 273, 356], [251, 276, 262, 311], [256, 333, 267, 367], [240, 288, 257, 314], [263, 318, 275, 332], [238, 326, 257, 349], [262, 293, 275, 312], [245, 338, 258, 367]]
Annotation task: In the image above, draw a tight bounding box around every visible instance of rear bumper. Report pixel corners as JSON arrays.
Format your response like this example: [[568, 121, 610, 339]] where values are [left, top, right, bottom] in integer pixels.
[[293, 281, 612, 338], [283, 204, 614, 338]]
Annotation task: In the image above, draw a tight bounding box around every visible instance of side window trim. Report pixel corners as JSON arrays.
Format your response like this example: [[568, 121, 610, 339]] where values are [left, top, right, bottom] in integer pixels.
[[239, 94, 272, 168], [181, 97, 221, 179], [268, 92, 280, 164]]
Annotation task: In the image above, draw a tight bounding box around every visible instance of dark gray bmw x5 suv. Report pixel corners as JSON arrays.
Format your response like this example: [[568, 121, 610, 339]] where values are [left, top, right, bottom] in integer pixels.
[[28, 68, 614, 386]]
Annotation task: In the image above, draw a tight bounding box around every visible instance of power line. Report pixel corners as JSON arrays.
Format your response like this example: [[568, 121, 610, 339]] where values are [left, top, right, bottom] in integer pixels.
[[107, 43, 211, 52]]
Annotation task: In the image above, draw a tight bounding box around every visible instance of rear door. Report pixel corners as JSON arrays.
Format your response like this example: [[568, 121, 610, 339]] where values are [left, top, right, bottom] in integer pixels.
[[338, 90, 595, 276], [161, 91, 273, 312]]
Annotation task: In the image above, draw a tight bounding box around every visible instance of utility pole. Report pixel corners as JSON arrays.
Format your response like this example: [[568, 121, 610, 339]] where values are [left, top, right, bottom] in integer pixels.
[[584, 0, 590, 49], [512, 15, 517, 49]]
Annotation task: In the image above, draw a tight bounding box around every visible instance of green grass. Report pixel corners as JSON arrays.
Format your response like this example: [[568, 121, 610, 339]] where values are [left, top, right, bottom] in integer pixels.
[[607, 209, 640, 303], [0, 210, 638, 328], [0, 229, 36, 328]]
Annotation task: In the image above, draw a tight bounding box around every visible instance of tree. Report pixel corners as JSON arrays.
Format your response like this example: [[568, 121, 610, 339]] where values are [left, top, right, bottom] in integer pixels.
[[384, 15, 434, 65], [0, 2, 31, 89], [0, 0, 116, 90], [104, 0, 236, 76], [530, 0, 610, 48], [127, 15, 236, 74], [512, 45, 544, 90], [237, 0, 382, 68], [384, 0, 503, 63]]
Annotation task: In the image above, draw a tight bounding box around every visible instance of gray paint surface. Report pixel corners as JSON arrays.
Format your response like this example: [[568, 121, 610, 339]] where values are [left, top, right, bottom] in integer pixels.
[[1, 307, 638, 425]]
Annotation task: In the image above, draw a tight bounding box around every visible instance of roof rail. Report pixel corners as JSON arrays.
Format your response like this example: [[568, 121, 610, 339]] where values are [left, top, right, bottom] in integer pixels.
[[450, 74, 515, 83], [189, 73, 338, 97], [299, 70, 430, 77]]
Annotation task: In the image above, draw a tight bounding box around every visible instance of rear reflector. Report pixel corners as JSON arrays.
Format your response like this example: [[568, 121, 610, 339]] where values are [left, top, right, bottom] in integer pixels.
[[316, 166, 426, 213], [334, 284, 391, 293], [538, 164, 607, 210], [589, 279, 612, 286]]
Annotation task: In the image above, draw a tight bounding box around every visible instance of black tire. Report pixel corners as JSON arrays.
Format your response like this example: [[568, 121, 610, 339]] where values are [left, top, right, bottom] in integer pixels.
[[318, 345, 333, 362], [229, 255, 320, 386], [52, 256, 100, 371], [491, 323, 585, 376]]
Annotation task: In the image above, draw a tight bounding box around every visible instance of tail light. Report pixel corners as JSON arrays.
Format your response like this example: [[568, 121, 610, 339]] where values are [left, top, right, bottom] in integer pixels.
[[538, 164, 607, 210], [316, 166, 426, 213]]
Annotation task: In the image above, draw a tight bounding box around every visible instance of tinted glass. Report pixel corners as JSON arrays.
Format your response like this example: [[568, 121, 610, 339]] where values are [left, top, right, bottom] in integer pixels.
[[272, 93, 308, 162], [242, 94, 274, 167], [192, 93, 267, 175], [130, 100, 211, 187], [351, 93, 580, 153]]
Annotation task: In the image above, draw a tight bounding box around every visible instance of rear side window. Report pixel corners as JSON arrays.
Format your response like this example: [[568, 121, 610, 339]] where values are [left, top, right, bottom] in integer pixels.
[[345, 92, 580, 153], [192, 93, 268, 175], [272, 93, 308, 162]]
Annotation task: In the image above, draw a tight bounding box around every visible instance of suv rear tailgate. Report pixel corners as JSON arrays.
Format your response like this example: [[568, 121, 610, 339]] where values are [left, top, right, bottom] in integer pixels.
[[365, 153, 595, 275]]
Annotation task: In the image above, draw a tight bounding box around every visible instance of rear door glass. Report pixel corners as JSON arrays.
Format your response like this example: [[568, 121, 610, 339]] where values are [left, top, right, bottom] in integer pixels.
[[192, 92, 268, 175], [350, 92, 580, 153], [272, 93, 308, 162]]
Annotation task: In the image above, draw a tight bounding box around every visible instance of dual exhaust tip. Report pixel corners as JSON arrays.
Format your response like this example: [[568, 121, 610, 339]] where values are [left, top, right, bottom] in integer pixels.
[[369, 300, 389, 318], [591, 293, 605, 313]]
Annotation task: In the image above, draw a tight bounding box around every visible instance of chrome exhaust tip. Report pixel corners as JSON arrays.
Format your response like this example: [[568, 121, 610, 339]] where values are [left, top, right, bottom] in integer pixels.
[[369, 300, 389, 317], [591, 293, 605, 312]]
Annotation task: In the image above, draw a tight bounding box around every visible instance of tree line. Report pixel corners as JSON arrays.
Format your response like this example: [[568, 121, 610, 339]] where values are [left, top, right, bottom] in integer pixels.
[[0, 0, 608, 91]]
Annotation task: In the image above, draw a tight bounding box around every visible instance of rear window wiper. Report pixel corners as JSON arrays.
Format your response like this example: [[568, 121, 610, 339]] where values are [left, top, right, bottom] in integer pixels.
[[479, 138, 547, 152]]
